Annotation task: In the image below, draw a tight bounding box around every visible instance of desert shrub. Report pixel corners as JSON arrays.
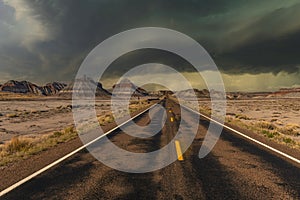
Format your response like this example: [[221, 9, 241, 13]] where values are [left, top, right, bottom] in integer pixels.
[[272, 115, 280, 118], [276, 120, 284, 126], [98, 115, 113, 126], [227, 113, 236, 116], [104, 116, 114, 123], [130, 100, 139, 105], [236, 114, 251, 120], [261, 130, 279, 138], [129, 108, 137, 113], [199, 107, 211, 116], [0, 126, 80, 166], [282, 137, 295, 144], [287, 123, 300, 129], [64, 127, 76, 134], [257, 121, 276, 130], [5, 137, 32, 153], [51, 131, 63, 138], [279, 127, 299, 136]]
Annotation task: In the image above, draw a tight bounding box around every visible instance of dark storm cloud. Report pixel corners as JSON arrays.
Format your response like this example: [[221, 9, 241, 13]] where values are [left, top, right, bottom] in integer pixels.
[[213, 2, 300, 75], [1, 0, 300, 82], [102, 49, 198, 79], [217, 29, 300, 74]]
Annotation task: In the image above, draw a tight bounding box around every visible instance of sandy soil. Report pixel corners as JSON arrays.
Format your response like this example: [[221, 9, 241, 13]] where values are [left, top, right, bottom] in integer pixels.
[[0, 99, 112, 142], [198, 98, 300, 142], [1, 96, 298, 145], [0, 96, 151, 143]]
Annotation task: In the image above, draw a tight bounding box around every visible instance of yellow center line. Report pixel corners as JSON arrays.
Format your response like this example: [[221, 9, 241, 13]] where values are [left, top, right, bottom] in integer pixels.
[[175, 140, 184, 161], [170, 117, 174, 122]]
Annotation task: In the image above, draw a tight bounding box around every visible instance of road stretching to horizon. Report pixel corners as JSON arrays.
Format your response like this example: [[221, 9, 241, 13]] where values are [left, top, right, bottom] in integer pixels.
[[2, 99, 300, 199]]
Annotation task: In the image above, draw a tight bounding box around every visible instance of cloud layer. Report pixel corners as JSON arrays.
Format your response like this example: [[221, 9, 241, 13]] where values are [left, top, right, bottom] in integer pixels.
[[0, 0, 299, 90]]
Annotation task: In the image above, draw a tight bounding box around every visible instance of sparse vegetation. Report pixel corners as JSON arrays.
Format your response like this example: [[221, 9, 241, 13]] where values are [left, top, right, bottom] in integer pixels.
[[278, 126, 299, 136], [257, 121, 276, 130], [5, 137, 32, 154], [97, 100, 153, 126], [98, 114, 114, 126], [236, 114, 251, 120], [199, 106, 211, 117], [51, 131, 63, 138], [0, 126, 77, 166], [261, 130, 279, 138], [282, 137, 295, 144], [205, 104, 300, 149]]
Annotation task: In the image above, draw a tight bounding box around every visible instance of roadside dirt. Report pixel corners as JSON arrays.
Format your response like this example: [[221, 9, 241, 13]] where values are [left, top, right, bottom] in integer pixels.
[[0, 104, 154, 191]]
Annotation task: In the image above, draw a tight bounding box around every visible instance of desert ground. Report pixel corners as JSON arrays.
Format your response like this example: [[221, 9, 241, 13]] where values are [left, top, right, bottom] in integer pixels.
[[0, 93, 299, 166], [197, 98, 300, 147], [1, 96, 299, 145], [0, 99, 74, 142], [0, 97, 151, 143], [0, 99, 116, 142]]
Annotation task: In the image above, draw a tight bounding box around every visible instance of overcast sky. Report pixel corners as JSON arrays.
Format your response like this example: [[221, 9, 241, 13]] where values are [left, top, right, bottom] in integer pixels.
[[0, 0, 299, 91]]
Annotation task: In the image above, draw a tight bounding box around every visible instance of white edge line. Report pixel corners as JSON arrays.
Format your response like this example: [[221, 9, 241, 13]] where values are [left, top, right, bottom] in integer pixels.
[[0, 103, 158, 197], [182, 105, 300, 165]]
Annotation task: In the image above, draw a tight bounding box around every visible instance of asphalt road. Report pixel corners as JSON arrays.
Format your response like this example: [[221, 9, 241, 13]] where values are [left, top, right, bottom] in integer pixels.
[[2, 99, 300, 200]]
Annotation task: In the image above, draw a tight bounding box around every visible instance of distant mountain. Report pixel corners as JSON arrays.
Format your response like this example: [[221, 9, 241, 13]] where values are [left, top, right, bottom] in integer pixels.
[[0, 80, 67, 96], [111, 78, 148, 97], [174, 88, 210, 98], [268, 87, 300, 98], [58, 77, 111, 98], [42, 82, 67, 95]]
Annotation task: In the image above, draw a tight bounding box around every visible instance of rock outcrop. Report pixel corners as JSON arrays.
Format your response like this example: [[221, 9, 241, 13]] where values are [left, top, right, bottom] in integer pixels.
[[111, 78, 148, 97], [174, 89, 210, 98], [0, 80, 67, 96], [268, 87, 300, 98], [42, 82, 67, 95], [58, 77, 111, 98]]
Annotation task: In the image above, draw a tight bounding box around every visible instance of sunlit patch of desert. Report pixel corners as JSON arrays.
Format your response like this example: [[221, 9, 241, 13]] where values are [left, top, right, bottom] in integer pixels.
[[197, 98, 300, 148]]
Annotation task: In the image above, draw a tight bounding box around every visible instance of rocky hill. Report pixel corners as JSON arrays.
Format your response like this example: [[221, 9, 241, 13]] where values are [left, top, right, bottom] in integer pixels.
[[267, 87, 300, 98], [174, 89, 210, 98], [111, 78, 148, 97], [0, 80, 67, 96], [58, 77, 111, 98]]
